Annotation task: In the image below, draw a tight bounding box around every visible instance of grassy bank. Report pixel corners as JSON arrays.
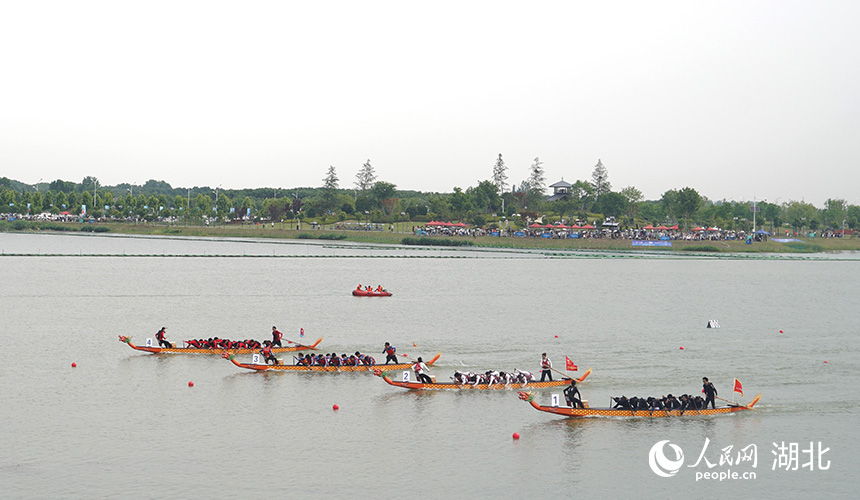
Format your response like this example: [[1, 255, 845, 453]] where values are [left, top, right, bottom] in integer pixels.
[[2, 220, 858, 253]]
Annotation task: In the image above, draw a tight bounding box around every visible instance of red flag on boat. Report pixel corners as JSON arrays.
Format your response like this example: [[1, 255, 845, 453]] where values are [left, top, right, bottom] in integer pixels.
[[733, 378, 743, 397], [565, 356, 578, 371]]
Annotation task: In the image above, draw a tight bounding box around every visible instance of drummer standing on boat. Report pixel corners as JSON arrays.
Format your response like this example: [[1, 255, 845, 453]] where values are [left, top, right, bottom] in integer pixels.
[[539, 353, 553, 381], [271, 326, 283, 347], [155, 327, 172, 348], [383, 342, 398, 364]]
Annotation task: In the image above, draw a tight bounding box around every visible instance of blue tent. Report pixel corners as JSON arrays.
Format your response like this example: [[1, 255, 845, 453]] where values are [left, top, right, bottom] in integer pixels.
[[754, 229, 770, 235]]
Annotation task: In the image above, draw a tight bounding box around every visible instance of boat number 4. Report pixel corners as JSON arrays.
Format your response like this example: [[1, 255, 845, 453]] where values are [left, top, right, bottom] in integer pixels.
[[145, 338, 153, 347]]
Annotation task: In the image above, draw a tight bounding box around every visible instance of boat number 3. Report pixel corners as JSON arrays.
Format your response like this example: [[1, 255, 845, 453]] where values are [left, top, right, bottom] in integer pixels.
[[252, 354, 261, 364]]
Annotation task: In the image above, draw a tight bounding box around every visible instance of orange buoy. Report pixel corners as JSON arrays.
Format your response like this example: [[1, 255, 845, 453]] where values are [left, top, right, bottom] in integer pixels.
[[71, 362, 77, 368], [333, 404, 339, 410], [188, 381, 194, 387], [512, 432, 520, 440]]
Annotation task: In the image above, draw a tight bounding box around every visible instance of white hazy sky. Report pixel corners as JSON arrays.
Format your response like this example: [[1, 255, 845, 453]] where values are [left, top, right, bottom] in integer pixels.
[[2, 1, 858, 205]]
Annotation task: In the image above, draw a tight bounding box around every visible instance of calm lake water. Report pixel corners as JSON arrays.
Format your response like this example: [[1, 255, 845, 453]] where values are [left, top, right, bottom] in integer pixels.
[[1, 232, 857, 499]]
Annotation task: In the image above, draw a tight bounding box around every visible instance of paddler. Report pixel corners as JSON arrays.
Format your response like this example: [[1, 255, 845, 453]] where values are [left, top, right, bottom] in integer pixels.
[[412, 357, 433, 384], [271, 326, 283, 347], [260, 344, 278, 365], [155, 327, 172, 348], [383, 342, 398, 364]]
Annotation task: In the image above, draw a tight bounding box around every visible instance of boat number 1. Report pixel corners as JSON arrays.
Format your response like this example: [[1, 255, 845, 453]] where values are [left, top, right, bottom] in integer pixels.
[[551, 394, 560, 407], [403, 371, 410, 382]]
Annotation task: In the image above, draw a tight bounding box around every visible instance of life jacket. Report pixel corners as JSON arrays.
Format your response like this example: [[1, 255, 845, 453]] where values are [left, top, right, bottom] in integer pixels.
[[262, 346, 272, 356], [156, 330, 165, 340], [412, 362, 422, 373], [384, 346, 396, 355], [541, 358, 550, 369]]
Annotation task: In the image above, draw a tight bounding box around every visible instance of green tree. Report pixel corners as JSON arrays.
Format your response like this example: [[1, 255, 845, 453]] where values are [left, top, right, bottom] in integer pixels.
[[620, 186, 643, 222], [676, 187, 702, 223], [571, 180, 595, 212], [371, 181, 397, 215], [467, 180, 500, 213], [822, 198, 848, 229], [354, 159, 377, 192], [527, 157, 546, 201], [321, 165, 340, 214], [785, 200, 818, 232], [594, 191, 627, 218], [492, 153, 509, 194], [449, 187, 472, 219], [591, 159, 611, 199]]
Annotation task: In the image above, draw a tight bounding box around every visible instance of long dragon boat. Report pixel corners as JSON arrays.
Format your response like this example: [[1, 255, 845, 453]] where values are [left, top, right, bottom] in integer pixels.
[[373, 368, 592, 390], [518, 391, 761, 418], [222, 351, 441, 372], [352, 289, 392, 297], [118, 335, 322, 354]]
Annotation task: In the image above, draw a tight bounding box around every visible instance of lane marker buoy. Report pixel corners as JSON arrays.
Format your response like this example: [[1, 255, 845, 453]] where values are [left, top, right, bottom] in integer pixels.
[[512, 432, 520, 440]]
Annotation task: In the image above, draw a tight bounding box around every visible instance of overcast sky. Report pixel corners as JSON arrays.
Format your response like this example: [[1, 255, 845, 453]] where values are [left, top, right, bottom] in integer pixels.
[[2, 1, 858, 205]]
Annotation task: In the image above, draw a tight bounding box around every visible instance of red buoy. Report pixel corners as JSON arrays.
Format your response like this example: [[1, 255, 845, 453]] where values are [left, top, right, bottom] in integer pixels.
[[824, 361, 828, 364], [679, 347, 684, 350], [71, 362, 77, 368], [512, 432, 520, 440], [554, 335, 559, 338], [188, 381, 194, 387], [333, 404, 339, 410], [779, 330, 784, 333]]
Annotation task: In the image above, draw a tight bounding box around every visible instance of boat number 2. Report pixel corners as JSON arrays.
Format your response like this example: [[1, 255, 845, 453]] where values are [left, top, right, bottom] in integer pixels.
[[403, 371, 410, 382]]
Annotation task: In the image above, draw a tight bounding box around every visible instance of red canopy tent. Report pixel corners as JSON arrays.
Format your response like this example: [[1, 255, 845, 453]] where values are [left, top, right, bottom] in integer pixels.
[[643, 224, 655, 230], [529, 223, 542, 228], [580, 224, 595, 229], [454, 222, 467, 227], [692, 227, 706, 231], [668, 224, 679, 230]]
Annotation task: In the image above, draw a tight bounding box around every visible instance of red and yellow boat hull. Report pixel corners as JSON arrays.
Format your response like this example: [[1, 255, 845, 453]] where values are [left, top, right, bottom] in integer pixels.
[[518, 391, 761, 418], [374, 368, 591, 390]]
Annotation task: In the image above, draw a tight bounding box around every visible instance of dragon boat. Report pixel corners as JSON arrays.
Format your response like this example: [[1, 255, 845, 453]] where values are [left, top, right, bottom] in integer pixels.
[[118, 335, 322, 354], [517, 391, 761, 418], [373, 368, 591, 390], [222, 351, 441, 372], [352, 289, 392, 297]]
